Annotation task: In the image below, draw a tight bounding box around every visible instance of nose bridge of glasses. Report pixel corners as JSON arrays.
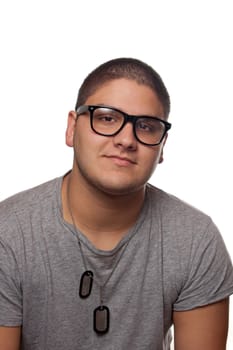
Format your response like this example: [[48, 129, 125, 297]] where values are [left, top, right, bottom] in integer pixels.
[[113, 112, 136, 140], [122, 113, 138, 128], [117, 112, 136, 133]]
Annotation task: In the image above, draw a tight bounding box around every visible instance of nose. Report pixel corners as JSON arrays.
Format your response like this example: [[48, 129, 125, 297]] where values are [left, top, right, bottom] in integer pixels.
[[113, 122, 137, 150]]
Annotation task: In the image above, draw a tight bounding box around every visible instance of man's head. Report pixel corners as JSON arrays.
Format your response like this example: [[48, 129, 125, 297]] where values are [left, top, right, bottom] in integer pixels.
[[66, 58, 171, 196], [75, 57, 170, 119]]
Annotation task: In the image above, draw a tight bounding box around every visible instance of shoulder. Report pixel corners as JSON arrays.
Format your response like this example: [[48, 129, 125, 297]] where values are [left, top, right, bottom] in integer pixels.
[[147, 183, 212, 229], [146, 183, 225, 262], [147, 185, 233, 308], [0, 177, 62, 213], [0, 176, 63, 237]]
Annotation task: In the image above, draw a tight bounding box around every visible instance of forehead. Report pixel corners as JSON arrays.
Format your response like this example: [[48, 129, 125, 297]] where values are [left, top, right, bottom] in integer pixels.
[[84, 78, 165, 118]]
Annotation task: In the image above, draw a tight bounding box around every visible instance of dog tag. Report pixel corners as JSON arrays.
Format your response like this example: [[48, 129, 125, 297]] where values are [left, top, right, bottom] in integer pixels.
[[79, 271, 93, 298], [93, 305, 110, 334]]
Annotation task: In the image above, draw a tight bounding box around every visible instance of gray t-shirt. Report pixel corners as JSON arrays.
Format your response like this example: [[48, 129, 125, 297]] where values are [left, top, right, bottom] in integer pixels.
[[0, 176, 233, 350]]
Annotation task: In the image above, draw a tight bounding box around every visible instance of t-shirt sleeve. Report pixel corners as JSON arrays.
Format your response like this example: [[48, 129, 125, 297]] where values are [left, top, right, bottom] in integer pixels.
[[173, 219, 233, 311], [0, 237, 22, 326]]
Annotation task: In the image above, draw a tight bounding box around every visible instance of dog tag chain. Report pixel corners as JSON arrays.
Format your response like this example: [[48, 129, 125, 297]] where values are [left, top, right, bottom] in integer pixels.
[[67, 176, 130, 335], [78, 238, 129, 335], [78, 244, 110, 334], [93, 285, 110, 334]]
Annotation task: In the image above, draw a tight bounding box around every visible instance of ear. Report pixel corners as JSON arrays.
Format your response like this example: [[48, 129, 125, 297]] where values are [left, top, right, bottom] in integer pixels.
[[158, 133, 168, 164], [65, 111, 77, 147]]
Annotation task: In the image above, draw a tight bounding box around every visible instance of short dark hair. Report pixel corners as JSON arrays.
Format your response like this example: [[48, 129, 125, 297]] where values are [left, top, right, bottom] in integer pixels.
[[75, 57, 170, 118]]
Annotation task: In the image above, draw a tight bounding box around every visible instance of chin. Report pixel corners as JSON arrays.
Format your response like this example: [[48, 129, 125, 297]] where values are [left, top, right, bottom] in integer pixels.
[[95, 181, 145, 197], [77, 164, 148, 196]]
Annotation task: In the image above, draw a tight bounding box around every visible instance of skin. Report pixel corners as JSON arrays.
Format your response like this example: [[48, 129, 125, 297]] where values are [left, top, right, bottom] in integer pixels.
[[67, 78, 166, 197], [0, 78, 229, 349], [0, 327, 21, 350], [63, 78, 166, 250], [173, 298, 229, 349]]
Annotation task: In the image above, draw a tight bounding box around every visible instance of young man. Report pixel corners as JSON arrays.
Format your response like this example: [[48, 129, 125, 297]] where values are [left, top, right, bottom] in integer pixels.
[[0, 58, 233, 350]]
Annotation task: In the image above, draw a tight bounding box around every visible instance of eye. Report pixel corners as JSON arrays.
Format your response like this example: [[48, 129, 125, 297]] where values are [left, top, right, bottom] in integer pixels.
[[94, 109, 122, 124], [136, 118, 163, 133], [136, 120, 156, 132], [137, 122, 150, 131], [98, 115, 117, 123]]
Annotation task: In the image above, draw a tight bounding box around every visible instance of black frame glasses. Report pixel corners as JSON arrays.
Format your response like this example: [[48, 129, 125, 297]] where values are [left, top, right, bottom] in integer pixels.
[[76, 105, 172, 146]]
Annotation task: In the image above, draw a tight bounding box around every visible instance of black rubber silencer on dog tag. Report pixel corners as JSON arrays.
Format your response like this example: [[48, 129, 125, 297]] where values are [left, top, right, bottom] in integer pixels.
[[79, 271, 93, 298], [93, 305, 110, 334]]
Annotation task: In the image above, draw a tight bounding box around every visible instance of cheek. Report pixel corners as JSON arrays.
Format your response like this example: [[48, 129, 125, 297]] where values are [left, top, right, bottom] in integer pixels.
[[73, 128, 103, 157], [141, 148, 163, 174]]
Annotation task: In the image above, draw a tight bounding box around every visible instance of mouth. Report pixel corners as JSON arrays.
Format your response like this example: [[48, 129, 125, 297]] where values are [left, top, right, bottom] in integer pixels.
[[104, 155, 137, 166]]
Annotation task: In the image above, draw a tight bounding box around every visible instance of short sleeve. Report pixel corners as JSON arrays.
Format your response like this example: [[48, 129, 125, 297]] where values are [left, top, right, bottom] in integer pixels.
[[173, 220, 233, 311], [0, 238, 22, 326]]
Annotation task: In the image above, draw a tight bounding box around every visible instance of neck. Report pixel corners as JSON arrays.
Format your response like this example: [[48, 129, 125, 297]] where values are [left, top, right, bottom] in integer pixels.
[[62, 170, 145, 250]]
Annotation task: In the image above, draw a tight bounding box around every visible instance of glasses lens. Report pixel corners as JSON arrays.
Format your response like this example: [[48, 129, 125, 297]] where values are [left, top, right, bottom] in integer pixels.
[[92, 107, 124, 135], [135, 118, 165, 145]]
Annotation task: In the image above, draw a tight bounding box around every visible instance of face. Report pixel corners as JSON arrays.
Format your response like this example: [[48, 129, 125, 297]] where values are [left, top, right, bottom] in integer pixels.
[[66, 78, 167, 196]]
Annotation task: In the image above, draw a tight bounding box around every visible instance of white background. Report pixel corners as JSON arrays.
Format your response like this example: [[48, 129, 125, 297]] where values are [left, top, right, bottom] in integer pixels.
[[0, 0, 232, 348]]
